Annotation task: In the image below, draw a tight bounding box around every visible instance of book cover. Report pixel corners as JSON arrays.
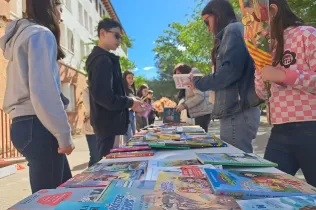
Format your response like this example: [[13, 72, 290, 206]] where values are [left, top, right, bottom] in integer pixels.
[[176, 126, 206, 134], [204, 169, 316, 199], [144, 132, 181, 141], [148, 142, 190, 150], [59, 170, 142, 188], [195, 153, 278, 167], [173, 74, 192, 89], [155, 171, 212, 194], [105, 150, 155, 159], [150, 190, 241, 210], [54, 202, 106, 210], [180, 134, 216, 141], [126, 140, 151, 147], [145, 165, 216, 180], [237, 195, 316, 210], [8, 188, 105, 210], [163, 108, 181, 123], [110, 146, 151, 153], [186, 139, 228, 147], [97, 180, 157, 209], [148, 159, 202, 168], [83, 161, 148, 173]]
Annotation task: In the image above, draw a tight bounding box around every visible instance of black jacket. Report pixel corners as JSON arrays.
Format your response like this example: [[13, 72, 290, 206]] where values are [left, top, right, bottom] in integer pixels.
[[86, 46, 133, 137]]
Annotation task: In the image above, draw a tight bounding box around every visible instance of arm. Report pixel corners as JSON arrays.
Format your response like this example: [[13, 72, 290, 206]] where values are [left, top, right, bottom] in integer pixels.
[[193, 30, 248, 91], [282, 29, 316, 94], [183, 89, 203, 109], [89, 57, 133, 111], [28, 32, 72, 148], [255, 71, 268, 100]]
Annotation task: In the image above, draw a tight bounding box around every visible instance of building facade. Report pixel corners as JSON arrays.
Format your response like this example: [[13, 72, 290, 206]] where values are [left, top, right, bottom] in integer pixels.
[[0, 0, 128, 138]]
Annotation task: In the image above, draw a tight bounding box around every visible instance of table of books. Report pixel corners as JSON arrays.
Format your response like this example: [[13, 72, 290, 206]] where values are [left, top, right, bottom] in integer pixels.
[[8, 123, 316, 210]]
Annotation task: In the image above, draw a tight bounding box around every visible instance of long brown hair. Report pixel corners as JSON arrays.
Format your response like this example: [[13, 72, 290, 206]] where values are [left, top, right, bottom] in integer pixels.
[[269, 0, 303, 66], [123, 70, 136, 95], [26, 0, 65, 60], [201, 0, 237, 65], [137, 84, 149, 98]]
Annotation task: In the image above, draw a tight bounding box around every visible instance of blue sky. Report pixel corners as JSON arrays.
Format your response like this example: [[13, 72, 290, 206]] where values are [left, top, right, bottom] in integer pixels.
[[111, 0, 196, 79]]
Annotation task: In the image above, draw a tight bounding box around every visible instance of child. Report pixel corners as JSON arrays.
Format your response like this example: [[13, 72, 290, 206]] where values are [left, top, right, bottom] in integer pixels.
[[255, 0, 316, 187]]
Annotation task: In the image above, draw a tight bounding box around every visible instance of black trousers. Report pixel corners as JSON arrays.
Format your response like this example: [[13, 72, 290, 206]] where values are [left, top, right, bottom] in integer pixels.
[[96, 135, 116, 161], [264, 121, 316, 187], [195, 114, 211, 133]]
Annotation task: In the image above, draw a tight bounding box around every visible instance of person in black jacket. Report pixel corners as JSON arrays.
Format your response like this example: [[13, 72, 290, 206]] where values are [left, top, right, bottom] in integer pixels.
[[86, 18, 142, 160]]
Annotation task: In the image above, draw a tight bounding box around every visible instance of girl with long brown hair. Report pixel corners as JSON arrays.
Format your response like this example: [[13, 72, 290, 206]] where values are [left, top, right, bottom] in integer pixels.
[[0, 0, 74, 192], [255, 0, 316, 186]]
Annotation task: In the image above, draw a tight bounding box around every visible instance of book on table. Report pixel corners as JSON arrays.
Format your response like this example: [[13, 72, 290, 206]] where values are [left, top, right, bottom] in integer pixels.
[[105, 150, 155, 159], [83, 161, 148, 173], [237, 195, 316, 210], [54, 201, 106, 210], [8, 188, 105, 210], [195, 153, 278, 167], [148, 159, 202, 168], [110, 146, 151, 153], [162, 107, 181, 123], [58, 170, 142, 188], [204, 169, 316, 199]]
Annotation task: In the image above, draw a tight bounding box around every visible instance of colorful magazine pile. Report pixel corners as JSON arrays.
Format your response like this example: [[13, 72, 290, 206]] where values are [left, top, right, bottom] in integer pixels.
[[83, 161, 148, 173]]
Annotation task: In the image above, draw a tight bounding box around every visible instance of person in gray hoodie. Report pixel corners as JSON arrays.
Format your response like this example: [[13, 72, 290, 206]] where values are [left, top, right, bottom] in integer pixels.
[[0, 0, 74, 193]]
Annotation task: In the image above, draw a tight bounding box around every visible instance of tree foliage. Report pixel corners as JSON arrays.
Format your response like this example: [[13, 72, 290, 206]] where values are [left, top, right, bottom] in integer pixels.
[[288, 0, 316, 27]]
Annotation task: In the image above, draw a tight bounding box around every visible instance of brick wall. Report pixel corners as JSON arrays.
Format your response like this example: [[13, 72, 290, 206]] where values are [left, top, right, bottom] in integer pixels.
[[59, 62, 87, 135]]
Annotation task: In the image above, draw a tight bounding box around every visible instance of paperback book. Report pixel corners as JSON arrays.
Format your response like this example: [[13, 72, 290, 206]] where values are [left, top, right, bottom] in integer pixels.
[[155, 171, 212, 194], [163, 107, 181, 123], [204, 169, 316, 199], [105, 150, 155, 159], [83, 161, 148, 173], [110, 146, 151, 153], [173, 73, 203, 89], [148, 142, 190, 150], [144, 132, 181, 141], [148, 159, 202, 168], [237, 195, 316, 210], [54, 202, 105, 210], [8, 188, 105, 210], [59, 170, 142, 188], [195, 153, 278, 167]]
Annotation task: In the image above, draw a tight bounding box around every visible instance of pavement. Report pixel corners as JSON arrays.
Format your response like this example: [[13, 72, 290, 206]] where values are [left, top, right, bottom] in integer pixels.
[[0, 117, 305, 210]]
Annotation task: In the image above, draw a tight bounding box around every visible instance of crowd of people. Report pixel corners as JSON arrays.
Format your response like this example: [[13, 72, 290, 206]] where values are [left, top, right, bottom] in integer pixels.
[[0, 0, 315, 196]]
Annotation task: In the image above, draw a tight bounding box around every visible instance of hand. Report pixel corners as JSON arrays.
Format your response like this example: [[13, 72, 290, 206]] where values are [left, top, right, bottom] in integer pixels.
[[58, 144, 75, 155], [176, 104, 185, 112], [261, 66, 286, 83], [131, 99, 144, 113]]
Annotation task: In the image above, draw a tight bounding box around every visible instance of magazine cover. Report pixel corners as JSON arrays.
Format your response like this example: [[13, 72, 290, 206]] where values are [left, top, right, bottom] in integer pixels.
[[126, 140, 151, 147], [155, 171, 212, 194], [59, 170, 142, 188], [180, 134, 216, 141], [83, 161, 148, 173], [110, 146, 151, 153], [144, 132, 181, 141], [97, 180, 157, 209], [186, 139, 228, 147], [148, 159, 202, 168], [176, 126, 206, 134], [150, 190, 241, 210], [237, 195, 316, 210], [8, 188, 105, 210], [195, 153, 278, 167], [54, 202, 106, 210], [163, 108, 181, 123], [105, 150, 155, 159], [204, 169, 316, 199]]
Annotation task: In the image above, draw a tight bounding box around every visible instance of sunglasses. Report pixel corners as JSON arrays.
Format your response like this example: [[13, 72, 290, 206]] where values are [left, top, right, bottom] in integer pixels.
[[107, 31, 122, 40]]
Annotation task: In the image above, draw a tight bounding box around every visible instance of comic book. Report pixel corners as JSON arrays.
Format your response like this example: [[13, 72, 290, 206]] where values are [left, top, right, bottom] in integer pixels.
[[204, 169, 316, 199], [155, 171, 212, 194], [105, 150, 155, 159], [58, 170, 142, 188], [97, 180, 156, 209], [83, 161, 148, 173], [237, 195, 316, 210], [195, 153, 278, 167], [8, 188, 105, 210]]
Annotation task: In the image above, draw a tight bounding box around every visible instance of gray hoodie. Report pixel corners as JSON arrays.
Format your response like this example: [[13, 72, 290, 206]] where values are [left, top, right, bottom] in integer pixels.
[[0, 19, 72, 148]]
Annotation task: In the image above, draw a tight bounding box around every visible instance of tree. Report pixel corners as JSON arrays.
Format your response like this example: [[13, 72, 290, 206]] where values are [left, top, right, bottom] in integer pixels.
[[288, 0, 316, 27], [120, 56, 136, 72]]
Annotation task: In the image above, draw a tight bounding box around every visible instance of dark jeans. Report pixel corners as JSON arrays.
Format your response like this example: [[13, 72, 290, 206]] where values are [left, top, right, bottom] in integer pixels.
[[220, 106, 260, 153], [96, 135, 116, 161], [264, 121, 316, 187], [195, 114, 211, 133], [10, 115, 72, 193], [86, 135, 99, 167]]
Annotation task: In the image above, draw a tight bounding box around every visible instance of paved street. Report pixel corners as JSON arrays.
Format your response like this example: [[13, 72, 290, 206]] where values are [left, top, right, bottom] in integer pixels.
[[0, 119, 304, 210]]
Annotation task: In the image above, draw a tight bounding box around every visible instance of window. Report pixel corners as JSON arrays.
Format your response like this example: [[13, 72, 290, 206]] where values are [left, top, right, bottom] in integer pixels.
[[65, 0, 72, 12], [80, 40, 85, 58], [78, 2, 83, 25], [84, 10, 88, 29], [61, 83, 75, 112], [67, 28, 74, 52], [89, 17, 93, 34], [60, 23, 66, 47]]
